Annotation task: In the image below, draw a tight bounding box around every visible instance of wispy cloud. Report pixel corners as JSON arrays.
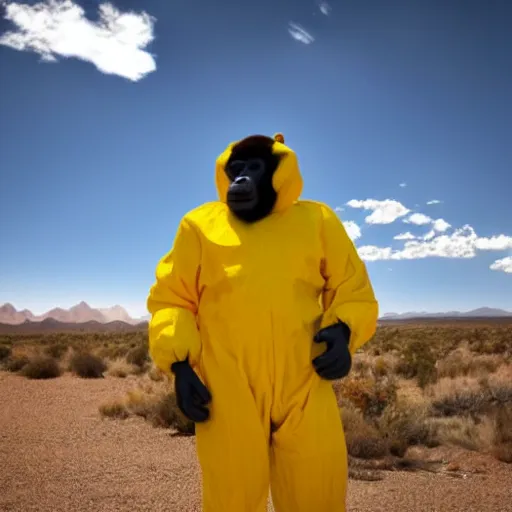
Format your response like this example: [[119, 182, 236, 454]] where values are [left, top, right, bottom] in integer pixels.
[[399, 182, 407, 188], [288, 22, 314, 44], [394, 232, 416, 240], [318, 1, 331, 15], [426, 199, 442, 205], [0, 0, 156, 81], [346, 199, 410, 224]]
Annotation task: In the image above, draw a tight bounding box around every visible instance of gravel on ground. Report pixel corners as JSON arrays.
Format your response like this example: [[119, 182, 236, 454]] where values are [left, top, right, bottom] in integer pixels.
[[1, 372, 511, 512]]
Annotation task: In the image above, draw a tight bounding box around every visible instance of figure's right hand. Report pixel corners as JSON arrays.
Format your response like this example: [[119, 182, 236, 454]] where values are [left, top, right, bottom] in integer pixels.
[[171, 359, 212, 422]]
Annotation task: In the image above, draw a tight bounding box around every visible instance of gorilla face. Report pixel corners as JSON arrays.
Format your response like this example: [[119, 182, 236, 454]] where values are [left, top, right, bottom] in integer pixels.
[[225, 135, 280, 223]]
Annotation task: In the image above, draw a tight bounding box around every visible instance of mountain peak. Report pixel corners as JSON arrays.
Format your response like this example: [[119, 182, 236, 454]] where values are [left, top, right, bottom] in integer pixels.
[[70, 301, 91, 310]]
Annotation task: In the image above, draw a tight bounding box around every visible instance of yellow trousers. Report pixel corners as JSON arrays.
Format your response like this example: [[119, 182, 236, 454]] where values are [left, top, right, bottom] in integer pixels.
[[195, 359, 348, 512]]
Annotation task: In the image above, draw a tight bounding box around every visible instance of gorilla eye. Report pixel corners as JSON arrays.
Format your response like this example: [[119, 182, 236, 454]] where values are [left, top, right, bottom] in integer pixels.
[[246, 159, 265, 173], [227, 160, 246, 179]]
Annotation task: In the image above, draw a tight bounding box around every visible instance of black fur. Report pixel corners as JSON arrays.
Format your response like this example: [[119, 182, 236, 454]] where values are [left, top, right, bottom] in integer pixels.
[[225, 135, 281, 223]]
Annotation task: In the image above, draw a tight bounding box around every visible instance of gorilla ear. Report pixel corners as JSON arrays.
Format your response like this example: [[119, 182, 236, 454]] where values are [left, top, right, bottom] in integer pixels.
[[273, 133, 285, 144]]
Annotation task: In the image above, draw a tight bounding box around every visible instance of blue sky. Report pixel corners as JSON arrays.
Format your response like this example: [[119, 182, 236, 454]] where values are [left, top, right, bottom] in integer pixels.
[[1, 0, 511, 318]]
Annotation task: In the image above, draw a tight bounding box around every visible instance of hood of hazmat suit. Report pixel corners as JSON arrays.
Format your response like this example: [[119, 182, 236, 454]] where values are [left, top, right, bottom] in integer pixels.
[[147, 133, 379, 512]]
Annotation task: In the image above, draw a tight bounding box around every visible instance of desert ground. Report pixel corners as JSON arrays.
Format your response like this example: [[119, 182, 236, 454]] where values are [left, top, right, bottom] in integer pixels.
[[1, 320, 511, 511]]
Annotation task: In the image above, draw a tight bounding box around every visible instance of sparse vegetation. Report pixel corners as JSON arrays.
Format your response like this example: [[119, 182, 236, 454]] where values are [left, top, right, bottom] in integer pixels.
[[99, 378, 194, 434], [2, 321, 512, 466]]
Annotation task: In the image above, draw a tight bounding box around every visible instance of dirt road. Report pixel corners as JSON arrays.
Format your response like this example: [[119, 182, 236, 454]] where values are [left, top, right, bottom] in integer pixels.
[[1, 372, 511, 512]]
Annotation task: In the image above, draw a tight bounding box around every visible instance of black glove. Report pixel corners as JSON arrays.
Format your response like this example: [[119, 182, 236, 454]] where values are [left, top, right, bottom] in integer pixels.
[[312, 321, 352, 380], [171, 359, 212, 422]]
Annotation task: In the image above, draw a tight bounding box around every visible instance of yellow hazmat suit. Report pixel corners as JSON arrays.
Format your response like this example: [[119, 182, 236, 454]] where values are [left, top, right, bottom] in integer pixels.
[[147, 134, 379, 512]]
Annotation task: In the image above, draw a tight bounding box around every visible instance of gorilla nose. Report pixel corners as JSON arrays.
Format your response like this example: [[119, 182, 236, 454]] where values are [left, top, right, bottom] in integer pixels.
[[233, 175, 251, 185]]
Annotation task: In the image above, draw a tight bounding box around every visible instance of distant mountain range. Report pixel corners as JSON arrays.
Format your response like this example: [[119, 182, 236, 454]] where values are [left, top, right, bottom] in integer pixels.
[[0, 301, 149, 326], [1, 302, 511, 329], [380, 307, 512, 320]]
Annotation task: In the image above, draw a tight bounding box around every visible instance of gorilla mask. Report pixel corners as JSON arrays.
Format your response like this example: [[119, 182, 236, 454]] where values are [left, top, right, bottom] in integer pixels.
[[225, 135, 280, 223]]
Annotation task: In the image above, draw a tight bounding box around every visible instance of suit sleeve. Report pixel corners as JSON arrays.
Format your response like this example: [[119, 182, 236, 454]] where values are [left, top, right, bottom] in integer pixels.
[[319, 204, 379, 354], [146, 217, 202, 374]]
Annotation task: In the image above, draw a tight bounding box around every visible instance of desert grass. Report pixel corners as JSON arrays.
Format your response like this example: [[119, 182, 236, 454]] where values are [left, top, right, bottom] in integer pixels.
[[1, 321, 511, 468], [99, 376, 194, 434]]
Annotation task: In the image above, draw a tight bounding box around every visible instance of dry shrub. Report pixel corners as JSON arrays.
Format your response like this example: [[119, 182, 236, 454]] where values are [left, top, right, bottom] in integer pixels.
[[341, 404, 388, 459], [395, 340, 437, 388], [426, 373, 512, 462], [335, 374, 397, 419], [99, 401, 130, 419], [106, 358, 139, 378], [70, 352, 107, 378], [126, 345, 149, 368], [148, 364, 166, 382], [488, 364, 512, 390], [373, 355, 393, 377], [377, 395, 436, 455], [44, 343, 69, 360], [99, 379, 194, 434], [493, 404, 512, 463], [437, 348, 502, 379], [0, 345, 11, 361], [4, 354, 30, 372], [429, 375, 512, 418], [429, 377, 488, 418], [429, 416, 496, 452], [21, 356, 61, 380], [351, 353, 373, 375]]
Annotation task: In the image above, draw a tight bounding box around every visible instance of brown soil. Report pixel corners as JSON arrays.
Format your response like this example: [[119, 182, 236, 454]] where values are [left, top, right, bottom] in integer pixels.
[[1, 372, 511, 512]]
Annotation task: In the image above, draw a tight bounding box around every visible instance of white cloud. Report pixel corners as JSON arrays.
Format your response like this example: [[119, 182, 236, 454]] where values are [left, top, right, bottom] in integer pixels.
[[357, 225, 512, 263], [423, 230, 436, 241], [433, 218, 451, 232], [0, 0, 156, 81], [475, 235, 512, 251], [335, 206, 344, 212], [346, 199, 410, 224], [288, 22, 314, 44], [318, 1, 331, 15], [403, 213, 450, 232], [405, 213, 432, 225], [427, 199, 442, 205], [399, 182, 407, 188], [490, 257, 512, 274], [357, 245, 393, 262], [339, 196, 511, 275], [394, 232, 416, 240], [343, 220, 361, 241]]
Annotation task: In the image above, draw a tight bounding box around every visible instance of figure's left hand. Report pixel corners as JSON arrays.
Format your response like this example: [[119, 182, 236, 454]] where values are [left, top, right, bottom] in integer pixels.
[[312, 321, 352, 380]]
